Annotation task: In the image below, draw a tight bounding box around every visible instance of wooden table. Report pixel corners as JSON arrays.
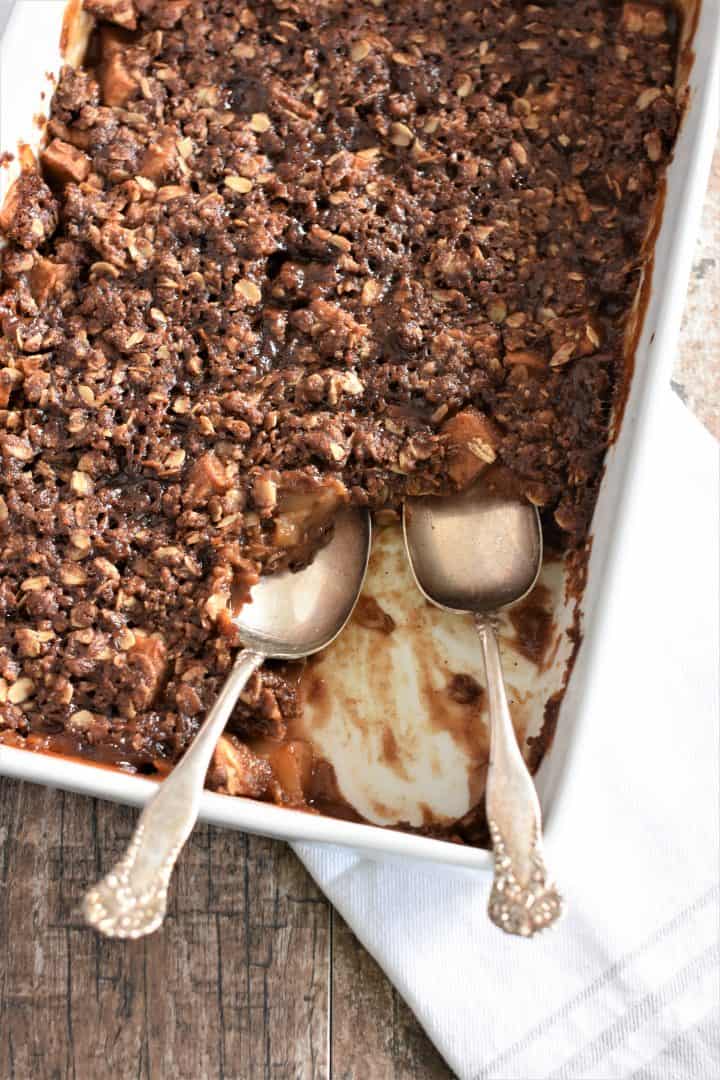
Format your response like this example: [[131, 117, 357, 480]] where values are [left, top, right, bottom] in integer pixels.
[[1, 142, 717, 1080], [0, 781, 451, 1079]]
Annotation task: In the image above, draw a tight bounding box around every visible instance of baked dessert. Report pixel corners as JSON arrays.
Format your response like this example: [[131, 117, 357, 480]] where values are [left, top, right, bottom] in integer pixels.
[[0, 0, 680, 833]]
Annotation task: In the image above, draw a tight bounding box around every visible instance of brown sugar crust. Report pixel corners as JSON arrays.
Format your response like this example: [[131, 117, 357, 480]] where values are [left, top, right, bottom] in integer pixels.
[[0, 0, 679, 831]]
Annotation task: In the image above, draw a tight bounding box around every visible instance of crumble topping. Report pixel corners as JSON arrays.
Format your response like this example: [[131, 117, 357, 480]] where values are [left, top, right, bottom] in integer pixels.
[[0, 0, 679, 826]]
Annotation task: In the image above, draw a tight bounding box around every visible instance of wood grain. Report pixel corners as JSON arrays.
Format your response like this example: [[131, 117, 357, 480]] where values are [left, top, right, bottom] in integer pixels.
[[330, 913, 453, 1080], [0, 779, 451, 1080]]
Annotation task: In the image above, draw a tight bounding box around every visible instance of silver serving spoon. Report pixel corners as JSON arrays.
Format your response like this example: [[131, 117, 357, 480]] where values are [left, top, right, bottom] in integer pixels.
[[84, 507, 372, 939], [403, 484, 563, 937]]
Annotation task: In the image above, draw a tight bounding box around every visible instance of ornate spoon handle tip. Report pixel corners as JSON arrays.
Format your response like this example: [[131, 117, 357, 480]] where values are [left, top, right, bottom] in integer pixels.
[[84, 649, 264, 939], [476, 615, 563, 938], [487, 820, 563, 937]]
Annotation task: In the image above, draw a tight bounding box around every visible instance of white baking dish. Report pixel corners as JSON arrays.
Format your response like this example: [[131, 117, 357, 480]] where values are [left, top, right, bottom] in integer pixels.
[[0, 0, 718, 873]]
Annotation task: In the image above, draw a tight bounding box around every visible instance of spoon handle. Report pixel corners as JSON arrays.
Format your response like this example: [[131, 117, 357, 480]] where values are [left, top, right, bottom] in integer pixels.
[[475, 616, 563, 937], [83, 648, 264, 939]]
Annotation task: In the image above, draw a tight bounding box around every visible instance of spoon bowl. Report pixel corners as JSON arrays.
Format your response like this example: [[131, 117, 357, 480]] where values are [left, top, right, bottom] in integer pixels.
[[403, 487, 542, 616], [237, 508, 372, 658], [404, 481, 562, 938], [84, 507, 371, 939]]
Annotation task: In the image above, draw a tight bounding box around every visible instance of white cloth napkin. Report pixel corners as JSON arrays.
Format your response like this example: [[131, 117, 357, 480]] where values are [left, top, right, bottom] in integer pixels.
[[295, 379, 719, 1079]]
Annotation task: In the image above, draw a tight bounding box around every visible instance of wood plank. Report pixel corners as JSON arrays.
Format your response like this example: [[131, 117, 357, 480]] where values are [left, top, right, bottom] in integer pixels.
[[0, 780, 75, 1078], [63, 794, 150, 1079], [1, 775, 450, 1080], [213, 834, 330, 1080], [0, 779, 330, 1080], [330, 911, 454, 1080]]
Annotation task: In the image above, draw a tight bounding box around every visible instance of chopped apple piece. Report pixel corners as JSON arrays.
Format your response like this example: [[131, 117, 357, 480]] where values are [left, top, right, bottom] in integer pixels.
[[41, 139, 91, 186]]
